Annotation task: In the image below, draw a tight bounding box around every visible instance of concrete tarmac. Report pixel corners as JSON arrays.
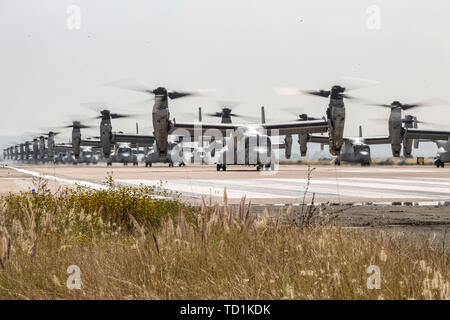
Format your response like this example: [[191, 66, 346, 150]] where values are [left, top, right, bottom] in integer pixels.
[[2, 163, 450, 204]]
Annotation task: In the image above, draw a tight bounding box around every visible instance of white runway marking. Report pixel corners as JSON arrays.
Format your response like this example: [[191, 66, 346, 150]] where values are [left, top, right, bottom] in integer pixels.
[[117, 177, 450, 200], [119, 179, 294, 199], [4, 165, 107, 190], [3, 165, 167, 198]]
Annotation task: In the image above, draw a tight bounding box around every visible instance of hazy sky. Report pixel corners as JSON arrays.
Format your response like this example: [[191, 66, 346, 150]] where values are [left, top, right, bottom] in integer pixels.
[[1, 0, 449, 149]]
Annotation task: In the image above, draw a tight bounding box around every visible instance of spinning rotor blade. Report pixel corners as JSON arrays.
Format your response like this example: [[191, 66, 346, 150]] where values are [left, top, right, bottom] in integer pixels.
[[80, 101, 113, 112], [61, 123, 92, 129], [404, 98, 450, 110], [275, 88, 302, 96], [39, 131, 61, 136], [370, 98, 449, 110], [168, 91, 195, 100], [37, 127, 63, 136], [216, 100, 240, 109], [277, 87, 356, 99], [342, 93, 360, 100], [92, 113, 131, 120], [125, 98, 155, 109], [402, 103, 426, 110], [209, 100, 257, 121], [205, 112, 223, 118], [107, 79, 213, 100], [281, 107, 323, 121], [276, 77, 377, 101], [369, 103, 393, 108], [300, 89, 331, 98], [110, 113, 131, 119], [82, 102, 137, 119], [338, 76, 380, 91], [106, 79, 154, 94], [23, 131, 61, 138], [167, 88, 214, 99], [204, 107, 257, 122]]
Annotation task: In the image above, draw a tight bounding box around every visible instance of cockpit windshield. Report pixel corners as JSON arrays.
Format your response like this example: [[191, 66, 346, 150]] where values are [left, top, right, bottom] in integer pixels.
[[354, 145, 370, 153], [118, 147, 131, 153]]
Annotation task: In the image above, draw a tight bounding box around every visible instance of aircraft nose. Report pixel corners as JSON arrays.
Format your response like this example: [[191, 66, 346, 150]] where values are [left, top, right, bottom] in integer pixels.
[[358, 151, 369, 158]]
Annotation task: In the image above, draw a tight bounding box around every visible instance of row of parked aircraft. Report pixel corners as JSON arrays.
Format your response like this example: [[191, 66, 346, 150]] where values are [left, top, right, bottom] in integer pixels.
[[3, 83, 450, 169]]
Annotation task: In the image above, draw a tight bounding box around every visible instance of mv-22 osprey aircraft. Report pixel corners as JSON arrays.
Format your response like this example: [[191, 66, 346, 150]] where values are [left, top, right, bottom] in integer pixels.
[[171, 105, 256, 166], [276, 98, 430, 165], [4, 131, 75, 163], [68, 109, 155, 166], [405, 126, 450, 168], [301, 104, 424, 165], [369, 99, 450, 168], [116, 84, 351, 171]]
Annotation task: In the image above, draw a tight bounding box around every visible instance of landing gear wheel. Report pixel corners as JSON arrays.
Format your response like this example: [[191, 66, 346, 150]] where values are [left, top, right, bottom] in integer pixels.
[[179, 162, 185, 167], [222, 165, 227, 171], [335, 158, 341, 166], [169, 162, 174, 167], [435, 159, 444, 168], [107, 161, 112, 167], [133, 162, 138, 166], [216, 164, 221, 171]]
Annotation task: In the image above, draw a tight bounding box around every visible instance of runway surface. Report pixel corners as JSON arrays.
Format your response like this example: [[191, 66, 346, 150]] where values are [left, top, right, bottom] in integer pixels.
[[2, 163, 450, 204]]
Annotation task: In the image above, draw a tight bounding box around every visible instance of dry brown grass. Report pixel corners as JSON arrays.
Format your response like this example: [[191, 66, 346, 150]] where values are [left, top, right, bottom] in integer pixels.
[[0, 183, 448, 300]]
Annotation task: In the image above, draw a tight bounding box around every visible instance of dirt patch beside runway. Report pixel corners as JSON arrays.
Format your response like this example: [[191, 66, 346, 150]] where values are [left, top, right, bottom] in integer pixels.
[[247, 204, 450, 227], [0, 167, 34, 193], [0, 166, 71, 193], [228, 204, 450, 249]]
